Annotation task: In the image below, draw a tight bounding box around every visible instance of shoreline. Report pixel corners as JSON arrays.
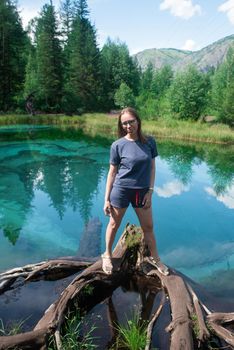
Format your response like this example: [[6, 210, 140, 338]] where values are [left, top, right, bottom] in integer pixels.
[[0, 113, 233, 145]]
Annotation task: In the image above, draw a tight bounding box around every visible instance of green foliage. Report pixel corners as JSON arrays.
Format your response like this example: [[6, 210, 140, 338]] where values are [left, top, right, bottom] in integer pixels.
[[136, 95, 160, 119], [66, 0, 102, 112], [136, 65, 173, 119], [114, 82, 135, 108], [34, 3, 63, 112], [140, 62, 154, 92], [113, 313, 148, 350], [3, 226, 21, 245], [101, 39, 140, 110], [48, 311, 96, 350], [151, 65, 174, 98], [74, 0, 89, 18], [60, 0, 74, 45], [125, 228, 142, 249], [212, 46, 234, 125], [0, 0, 232, 121], [0, 0, 28, 111], [83, 284, 94, 296], [169, 65, 210, 120], [0, 317, 27, 336], [191, 314, 200, 338], [24, 48, 38, 98], [211, 59, 228, 116]]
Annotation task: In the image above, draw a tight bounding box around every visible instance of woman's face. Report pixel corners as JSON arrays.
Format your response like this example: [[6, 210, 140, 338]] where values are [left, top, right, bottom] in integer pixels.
[[120, 112, 138, 137]]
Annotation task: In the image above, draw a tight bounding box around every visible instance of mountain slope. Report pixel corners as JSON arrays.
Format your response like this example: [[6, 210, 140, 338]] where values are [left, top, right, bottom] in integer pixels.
[[134, 48, 190, 70], [134, 35, 234, 72]]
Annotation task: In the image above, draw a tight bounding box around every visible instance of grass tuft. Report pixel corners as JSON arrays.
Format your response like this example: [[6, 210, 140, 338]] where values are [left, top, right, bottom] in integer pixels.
[[48, 310, 97, 350], [112, 312, 148, 350], [0, 317, 28, 336]]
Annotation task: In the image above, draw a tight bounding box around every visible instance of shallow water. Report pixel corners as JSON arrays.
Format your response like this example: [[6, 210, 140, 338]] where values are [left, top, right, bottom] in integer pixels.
[[0, 125, 233, 301]]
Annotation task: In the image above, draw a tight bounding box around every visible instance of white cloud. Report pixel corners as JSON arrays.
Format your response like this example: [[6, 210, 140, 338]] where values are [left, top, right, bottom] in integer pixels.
[[218, 0, 234, 25], [159, 0, 201, 19], [155, 180, 189, 198], [130, 47, 147, 55], [164, 241, 234, 268], [205, 184, 234, 209], [181, 39, 196, 50], [19, 6, 39, 28]]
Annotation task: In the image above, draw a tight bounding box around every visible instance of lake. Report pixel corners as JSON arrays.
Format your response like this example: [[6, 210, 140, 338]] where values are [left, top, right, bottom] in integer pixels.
[[0, 124, 234, 302]]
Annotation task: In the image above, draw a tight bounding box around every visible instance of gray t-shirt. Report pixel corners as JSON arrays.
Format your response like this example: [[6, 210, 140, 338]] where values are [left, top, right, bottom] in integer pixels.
[[110, 136, 158, 188]]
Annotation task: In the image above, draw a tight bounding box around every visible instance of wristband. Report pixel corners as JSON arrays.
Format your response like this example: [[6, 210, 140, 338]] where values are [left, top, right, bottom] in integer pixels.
[[148, 187, 154, 192]]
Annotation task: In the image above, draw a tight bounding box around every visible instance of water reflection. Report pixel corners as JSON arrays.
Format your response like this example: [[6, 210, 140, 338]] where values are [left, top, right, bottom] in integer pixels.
[[157, 140, 234, 194], [0, 128, 107, 248], [77, 217, 102, 257], [158, 142, 200, 185], [0, 126, 233, 279], [205, 184, 234, 209], [155, 180, 190, 198]]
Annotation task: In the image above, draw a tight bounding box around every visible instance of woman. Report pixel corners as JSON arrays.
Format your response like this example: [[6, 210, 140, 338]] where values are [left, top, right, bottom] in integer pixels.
[[102, 107, 169, 276]]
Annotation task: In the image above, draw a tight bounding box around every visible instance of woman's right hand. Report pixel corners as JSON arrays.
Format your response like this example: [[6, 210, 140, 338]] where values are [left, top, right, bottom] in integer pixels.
[[104, 200, 112, 216]]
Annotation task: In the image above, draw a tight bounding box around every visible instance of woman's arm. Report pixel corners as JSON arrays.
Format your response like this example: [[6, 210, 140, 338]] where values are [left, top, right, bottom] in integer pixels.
[[143, 158, 156, 209], [104, 164, 118, 216], [149, 158, 156, 189]]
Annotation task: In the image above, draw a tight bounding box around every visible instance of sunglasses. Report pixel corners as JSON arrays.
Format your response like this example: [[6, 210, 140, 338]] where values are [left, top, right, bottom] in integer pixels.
[[121, 119, 137, 126]]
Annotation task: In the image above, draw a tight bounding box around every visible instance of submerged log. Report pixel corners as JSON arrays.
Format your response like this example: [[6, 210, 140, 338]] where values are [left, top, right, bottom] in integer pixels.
[[0, 224, 234, 350]]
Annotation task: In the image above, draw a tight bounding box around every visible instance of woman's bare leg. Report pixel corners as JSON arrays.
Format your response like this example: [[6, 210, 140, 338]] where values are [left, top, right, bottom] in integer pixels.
[[104, 207, 127, 256], [134, 207, 159, 259], [134, 207, 169, 275]]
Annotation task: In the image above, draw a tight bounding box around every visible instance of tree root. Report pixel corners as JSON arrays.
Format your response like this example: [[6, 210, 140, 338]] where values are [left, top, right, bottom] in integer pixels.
[[145, 293, 166, 350], [0, 224, 234, 350]]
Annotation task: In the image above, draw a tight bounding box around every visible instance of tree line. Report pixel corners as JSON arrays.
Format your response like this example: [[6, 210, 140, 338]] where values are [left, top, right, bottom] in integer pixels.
[[0, 0, 233, 125]]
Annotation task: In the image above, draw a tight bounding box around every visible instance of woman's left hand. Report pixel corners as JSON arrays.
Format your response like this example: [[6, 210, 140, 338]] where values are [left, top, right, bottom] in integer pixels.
[[142, 191, 152, 209]]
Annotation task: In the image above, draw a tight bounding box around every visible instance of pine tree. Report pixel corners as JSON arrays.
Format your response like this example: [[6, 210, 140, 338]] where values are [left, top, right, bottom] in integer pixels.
[[35, 2, 63, 111], [101, 39, 140, 110], [0, 0, 28, 111], [66, 0, 102, 112], [59, 0, 73, 46]]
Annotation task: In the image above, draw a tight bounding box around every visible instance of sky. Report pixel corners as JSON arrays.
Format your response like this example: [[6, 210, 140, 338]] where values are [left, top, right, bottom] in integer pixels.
[[18, 0, 234, 54]]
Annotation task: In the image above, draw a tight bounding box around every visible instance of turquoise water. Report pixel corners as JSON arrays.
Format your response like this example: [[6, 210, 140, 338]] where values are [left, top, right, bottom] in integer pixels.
[[0, 125, 233, 294]]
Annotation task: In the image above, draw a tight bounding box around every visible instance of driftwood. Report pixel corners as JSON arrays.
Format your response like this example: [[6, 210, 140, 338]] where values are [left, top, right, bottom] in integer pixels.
[[0, 224, 234, 350]]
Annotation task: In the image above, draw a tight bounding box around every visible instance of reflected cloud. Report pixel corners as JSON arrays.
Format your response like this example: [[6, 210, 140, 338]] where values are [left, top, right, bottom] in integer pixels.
[[205, 184, 234, 209], [155, 180, 189, 198], [164, 241, 234, 269]]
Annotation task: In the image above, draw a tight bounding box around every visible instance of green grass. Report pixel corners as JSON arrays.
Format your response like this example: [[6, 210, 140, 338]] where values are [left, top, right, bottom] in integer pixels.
[[125, 226, 142, 249], [112, 313, 148, 350], [191, 313, 200, 338], [48, 310, 96, 350], [0, 113, 233, 144], [0, 317, 27, 336], [143, 118, 234, 144]]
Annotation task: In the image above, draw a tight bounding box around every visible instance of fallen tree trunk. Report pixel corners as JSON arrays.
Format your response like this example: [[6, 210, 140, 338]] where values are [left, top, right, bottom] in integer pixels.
[[0, 224, 234, 350]]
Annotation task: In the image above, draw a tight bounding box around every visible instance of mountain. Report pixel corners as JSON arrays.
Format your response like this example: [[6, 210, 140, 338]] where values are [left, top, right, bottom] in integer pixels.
[[134, 35, 234, 72]]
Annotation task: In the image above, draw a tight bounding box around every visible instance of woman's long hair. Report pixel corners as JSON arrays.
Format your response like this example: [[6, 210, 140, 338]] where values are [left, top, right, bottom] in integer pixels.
[[117, 107, 147, 143]]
